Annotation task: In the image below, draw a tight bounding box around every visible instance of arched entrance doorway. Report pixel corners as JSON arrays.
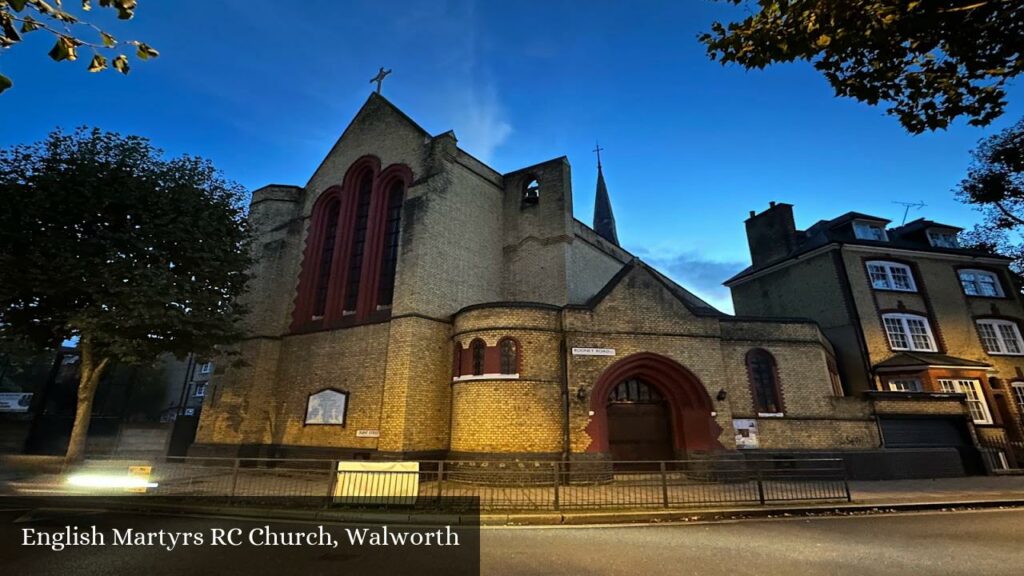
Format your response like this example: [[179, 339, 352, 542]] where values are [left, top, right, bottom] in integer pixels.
[[606, 378, 674, 462], [585, 353, 724, 461]]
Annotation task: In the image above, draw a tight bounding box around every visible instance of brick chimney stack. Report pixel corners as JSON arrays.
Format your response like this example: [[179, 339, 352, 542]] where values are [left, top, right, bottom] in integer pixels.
[[745, 202, 797, 267]]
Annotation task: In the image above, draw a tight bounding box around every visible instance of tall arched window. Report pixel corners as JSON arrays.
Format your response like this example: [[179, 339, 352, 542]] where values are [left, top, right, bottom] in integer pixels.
[[376, 179, 405, 308], [343, 171, 374, 314], [746, 349, 782, 414], [311, 198, 341, 319], [291, 157, 411, 332], [499, 338, 518, 375], [471, 339, 486, 376]]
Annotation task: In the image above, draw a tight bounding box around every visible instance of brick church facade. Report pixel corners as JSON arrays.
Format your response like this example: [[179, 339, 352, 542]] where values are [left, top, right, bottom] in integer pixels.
[[193, 94, 974, 473]]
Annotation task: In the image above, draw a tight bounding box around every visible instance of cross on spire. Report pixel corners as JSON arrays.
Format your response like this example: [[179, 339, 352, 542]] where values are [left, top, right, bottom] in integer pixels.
[[370, 67, 392, 94], [593, 141, 605, 168]]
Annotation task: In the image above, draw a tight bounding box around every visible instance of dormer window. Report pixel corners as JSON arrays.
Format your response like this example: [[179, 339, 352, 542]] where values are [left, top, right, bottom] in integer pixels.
[[928, 229, 959, 248], [866, 261, 916, 292], [853, 221, 887, 241], [959, 269, 1003, 297]]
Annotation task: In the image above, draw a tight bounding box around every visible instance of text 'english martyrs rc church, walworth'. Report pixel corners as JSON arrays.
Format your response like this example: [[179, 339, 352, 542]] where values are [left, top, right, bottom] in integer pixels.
[[193, 91, 1024, 479]]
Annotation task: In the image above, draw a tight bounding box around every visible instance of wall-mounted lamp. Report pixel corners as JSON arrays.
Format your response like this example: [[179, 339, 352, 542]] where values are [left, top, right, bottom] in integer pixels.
[[716, 389, 728, 402], [576, 387, 588, 402]]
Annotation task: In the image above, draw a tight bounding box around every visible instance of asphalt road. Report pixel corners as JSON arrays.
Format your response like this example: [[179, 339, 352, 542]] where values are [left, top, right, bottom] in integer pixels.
[[481, 509, 1024, 576], [1, 507, 1022, 576]]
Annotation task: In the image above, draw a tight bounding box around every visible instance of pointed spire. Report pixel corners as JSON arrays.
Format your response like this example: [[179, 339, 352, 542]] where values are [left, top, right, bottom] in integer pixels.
[[593, 142, 619, 246]]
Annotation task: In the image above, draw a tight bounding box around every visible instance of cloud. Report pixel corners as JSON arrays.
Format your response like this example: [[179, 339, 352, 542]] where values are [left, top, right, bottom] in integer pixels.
[[643, 251, 747, 314], [448, 84, 512, 163]]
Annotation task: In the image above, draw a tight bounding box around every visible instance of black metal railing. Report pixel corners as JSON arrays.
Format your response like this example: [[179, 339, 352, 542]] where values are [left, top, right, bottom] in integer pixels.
[[977, 434, 1024, 473], [55, 456, 851, 511]]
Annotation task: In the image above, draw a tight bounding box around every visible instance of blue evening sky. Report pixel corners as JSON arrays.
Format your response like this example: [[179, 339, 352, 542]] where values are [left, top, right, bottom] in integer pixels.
[[1, 1, 1019, 312]]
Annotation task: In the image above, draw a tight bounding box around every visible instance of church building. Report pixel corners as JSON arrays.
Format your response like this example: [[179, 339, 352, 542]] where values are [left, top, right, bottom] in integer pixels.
[[194, 93, 913, 469]]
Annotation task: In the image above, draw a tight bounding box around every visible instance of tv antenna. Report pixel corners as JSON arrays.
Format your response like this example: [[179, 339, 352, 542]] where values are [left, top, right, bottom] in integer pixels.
[[893, 201, 927, 225]]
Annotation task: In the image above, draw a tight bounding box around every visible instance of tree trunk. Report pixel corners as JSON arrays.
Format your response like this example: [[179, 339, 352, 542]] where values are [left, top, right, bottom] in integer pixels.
[[64, 336, 110, 466]]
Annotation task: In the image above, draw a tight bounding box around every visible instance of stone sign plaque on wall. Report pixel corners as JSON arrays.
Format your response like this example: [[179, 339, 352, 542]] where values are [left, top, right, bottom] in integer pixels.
[[571, 347, 616, 356]]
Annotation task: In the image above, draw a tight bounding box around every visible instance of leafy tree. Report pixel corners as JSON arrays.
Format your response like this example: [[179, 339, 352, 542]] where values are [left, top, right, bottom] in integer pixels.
[[700, 1, 1024, 133], [0, 128, 251, 463], [958, 117, 1024, 273], [0, 0, 158, 95]]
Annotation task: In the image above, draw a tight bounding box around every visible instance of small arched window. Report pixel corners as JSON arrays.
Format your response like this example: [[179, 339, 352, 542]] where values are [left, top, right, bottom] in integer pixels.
[[522, 177, 540, 205], [471, 339, 486, 376], [746, 349, 782, 414], [499, 338, 518, 375], [452, 342, 462, 379]]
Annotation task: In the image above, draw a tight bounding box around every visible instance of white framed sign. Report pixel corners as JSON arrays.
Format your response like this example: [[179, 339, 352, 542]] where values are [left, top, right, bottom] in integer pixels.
[[571, 347, 616, 356], [305, 389, 348, 425], [733, 418, 760, 449], [356, 429, 380, 438]]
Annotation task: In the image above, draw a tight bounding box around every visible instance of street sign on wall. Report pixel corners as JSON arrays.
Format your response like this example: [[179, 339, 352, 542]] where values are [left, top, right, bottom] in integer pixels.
[[0, 392, 32, 413]]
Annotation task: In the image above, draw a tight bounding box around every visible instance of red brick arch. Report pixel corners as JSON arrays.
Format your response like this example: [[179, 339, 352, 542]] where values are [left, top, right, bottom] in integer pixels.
[[585, 353, 724, 454]]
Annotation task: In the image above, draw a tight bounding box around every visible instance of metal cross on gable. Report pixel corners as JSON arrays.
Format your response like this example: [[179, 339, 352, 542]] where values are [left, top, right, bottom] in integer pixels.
[[370, 67, 392, 94]]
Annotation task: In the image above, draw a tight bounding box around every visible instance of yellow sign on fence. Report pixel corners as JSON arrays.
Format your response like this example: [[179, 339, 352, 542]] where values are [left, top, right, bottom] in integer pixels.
[[333, 461, 419, 505]]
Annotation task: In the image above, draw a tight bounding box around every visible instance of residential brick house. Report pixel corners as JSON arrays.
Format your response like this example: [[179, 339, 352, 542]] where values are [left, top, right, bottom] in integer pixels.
[[727, 203, 1024, 470], [192, 93, 975, 477]]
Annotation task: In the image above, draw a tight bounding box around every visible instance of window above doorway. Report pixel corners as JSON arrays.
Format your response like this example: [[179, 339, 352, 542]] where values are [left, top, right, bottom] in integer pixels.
[[882, 313, 938, 352]]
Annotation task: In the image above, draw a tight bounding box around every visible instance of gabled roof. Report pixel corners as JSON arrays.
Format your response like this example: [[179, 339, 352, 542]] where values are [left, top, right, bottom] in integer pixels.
[[570, 259, 724, 318]]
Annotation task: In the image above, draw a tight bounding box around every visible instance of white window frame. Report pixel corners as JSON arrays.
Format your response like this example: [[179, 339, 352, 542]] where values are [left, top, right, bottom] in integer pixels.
[[976, 319, 1024, 355], [938, 378, 993, 425], [199, 361, 213, 374], [866, 261, 917, 292], [882, 313, 938, 352], [853, 220, 888, 241], [1012, 382, 1024, 411], [959, 269, 1004, 298], [927, 230, 959, 248], [887, 379, 923, 392]]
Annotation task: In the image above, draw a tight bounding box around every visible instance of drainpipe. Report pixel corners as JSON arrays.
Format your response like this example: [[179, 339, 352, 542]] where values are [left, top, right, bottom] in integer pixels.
[[559, 310, 571, 467]]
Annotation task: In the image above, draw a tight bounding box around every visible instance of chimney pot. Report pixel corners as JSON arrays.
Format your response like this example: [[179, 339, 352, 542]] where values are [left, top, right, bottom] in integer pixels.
[[769, 201, 776, 208], [749, 210, 756, 218]]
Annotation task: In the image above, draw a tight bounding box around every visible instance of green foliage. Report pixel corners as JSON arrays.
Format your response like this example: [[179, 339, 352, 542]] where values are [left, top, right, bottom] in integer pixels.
[[958, 117, 1024, 273], [0, 0, 156, 94], [0, 127, 252, 366], [700, 1, 1023, 133]]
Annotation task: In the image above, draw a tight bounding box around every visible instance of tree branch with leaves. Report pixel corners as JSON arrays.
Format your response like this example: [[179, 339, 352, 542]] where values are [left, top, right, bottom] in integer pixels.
[[700, 1, 1023, 133], [0, 0, 158, 94]]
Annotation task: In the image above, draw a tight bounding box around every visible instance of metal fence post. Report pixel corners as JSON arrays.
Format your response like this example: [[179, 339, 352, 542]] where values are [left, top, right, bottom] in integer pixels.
[[553, 462, 561, 511], [660, 461, 669, 508], [842, 459, 852, 502], [325, 460, 339, 506], [756, 467, 766, 505], [436, 461, 445, 504], [228, 458, 241, 502]]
